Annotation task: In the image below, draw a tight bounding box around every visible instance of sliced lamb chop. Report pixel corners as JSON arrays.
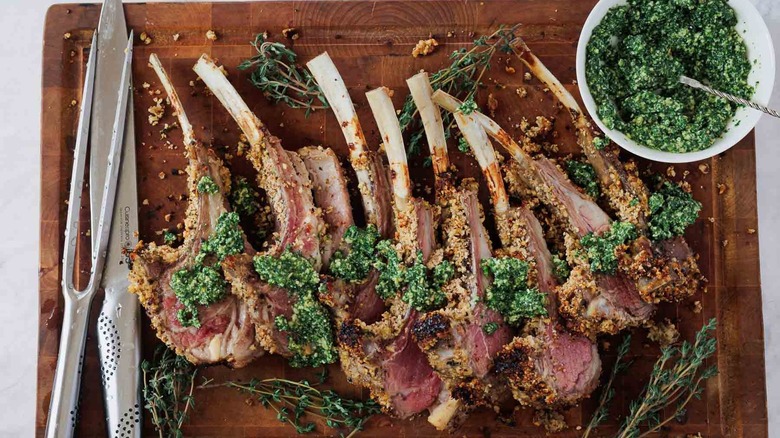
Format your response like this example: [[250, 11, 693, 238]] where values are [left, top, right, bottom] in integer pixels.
[[406, 73, 512, 430], [432, 90, 654, 337], [458, 110, 601, 410], [511, 37, 702, 304], [297, 146, 353, 268], [307, 52, 395, 239], [193, 55, 333, 365], [129, 54, 260, 367], [335, 86, 444, 419]]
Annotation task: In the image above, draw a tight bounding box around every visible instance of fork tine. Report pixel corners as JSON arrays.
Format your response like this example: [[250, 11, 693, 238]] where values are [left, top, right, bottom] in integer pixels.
[[87, 32, 134, 291], [62, 30, 98, 293]]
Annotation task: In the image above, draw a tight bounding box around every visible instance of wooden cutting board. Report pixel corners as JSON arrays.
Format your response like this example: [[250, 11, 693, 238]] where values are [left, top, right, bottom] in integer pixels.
[[38, 1, 767, 436]]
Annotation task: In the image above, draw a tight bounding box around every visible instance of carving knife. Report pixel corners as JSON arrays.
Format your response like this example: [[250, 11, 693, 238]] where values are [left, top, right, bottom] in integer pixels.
[[91, 1, 143, 436]]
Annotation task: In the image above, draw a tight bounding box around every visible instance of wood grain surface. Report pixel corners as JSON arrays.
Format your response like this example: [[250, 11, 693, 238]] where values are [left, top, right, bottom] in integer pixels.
[[38, 1, 767, 436]]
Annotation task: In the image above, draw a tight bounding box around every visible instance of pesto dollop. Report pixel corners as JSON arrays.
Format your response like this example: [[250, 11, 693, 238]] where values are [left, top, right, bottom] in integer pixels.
[[254, 249, 337, 368], [230, 176, 260, 217], [170, 263, 227, 328], [482, 257, 547, 326], [402, 252, 454, 312], [580, 221, 637, 274], [329, 225, 381, 283], [170, 211, 245, 328], [199, 212, 244, 262], [197, 175, 219, 194], [565, 160, 600, 199], [648, 181, 702, 241], [586, 0, 753, 152]]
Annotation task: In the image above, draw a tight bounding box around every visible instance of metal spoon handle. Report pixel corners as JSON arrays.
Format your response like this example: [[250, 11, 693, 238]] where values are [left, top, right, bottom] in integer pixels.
[[679, 75, 780, 119]]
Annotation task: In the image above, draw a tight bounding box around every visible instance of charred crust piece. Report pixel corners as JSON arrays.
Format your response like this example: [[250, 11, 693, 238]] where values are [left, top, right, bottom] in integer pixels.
[[412, 312, 451, 350], [337, 321, 364, 352]]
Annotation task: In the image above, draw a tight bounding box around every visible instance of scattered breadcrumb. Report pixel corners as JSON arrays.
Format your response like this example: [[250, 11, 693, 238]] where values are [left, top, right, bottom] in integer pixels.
[[281, 27, 300, 40], [164, 213, 172, 222], [524, 72, 532, 81], [504, 65, 516, 74], [520, 116, 553, 139], [70, 99, 77, 107], [172, 33, 180, 41], [516, 86, 527, 98], [717, 183, 728, 195], [747, 228, 756, 234], [140, 31, 152, 45], [533, 409, 567, 433], [487, 93, 499, 118], [142, 199, 150, 206], [722, 239, 728, 247], [680, 180, 692, 193], [148, 97, 165, 126], [206, 30, 218, 41], [142, 82, 151, 89], [158, 171, 166, 180], [698, 163, 709, 174], [412, 38, 439, 58], [708, 217, 715, 223], [646, 319, 680, 348], [666, 166, 676, 178], [63, 32, 72, 40], [237, 134, 249, 156], [691, 301, 702, 314]]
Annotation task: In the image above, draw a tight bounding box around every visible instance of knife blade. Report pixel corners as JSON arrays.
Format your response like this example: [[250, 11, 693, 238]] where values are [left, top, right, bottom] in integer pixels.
[[93, 1, 143, 437]]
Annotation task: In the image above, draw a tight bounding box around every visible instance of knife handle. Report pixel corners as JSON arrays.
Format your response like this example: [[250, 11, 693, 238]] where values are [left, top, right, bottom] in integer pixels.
[[46, 292, 95, 438], [98, 285, 142, 438]]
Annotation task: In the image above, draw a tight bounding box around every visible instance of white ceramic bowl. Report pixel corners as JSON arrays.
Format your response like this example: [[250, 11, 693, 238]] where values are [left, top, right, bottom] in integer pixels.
[[575, 0, 776, 163]]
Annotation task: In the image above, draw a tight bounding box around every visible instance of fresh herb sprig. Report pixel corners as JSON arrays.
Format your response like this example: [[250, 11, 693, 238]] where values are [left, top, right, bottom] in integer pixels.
[[199, 376, 381, 437], [239, 34, 329, 116], [616, 318, 718, 438], [142, 346, 199, 438], [583, 334, 633, 438], [399, 25, 519, 156]]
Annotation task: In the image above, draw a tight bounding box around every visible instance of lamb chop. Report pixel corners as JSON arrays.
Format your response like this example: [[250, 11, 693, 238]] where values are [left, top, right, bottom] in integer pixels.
[[450, 106, 601, 410], [193, 55, 337, 368], [129, 54, 260, 367], [324, 85, 445, 418], [432, 90, 654, 337], [511, 37, 702, 304], [406, 73, 513, 430], [306, 53, 393, 324]]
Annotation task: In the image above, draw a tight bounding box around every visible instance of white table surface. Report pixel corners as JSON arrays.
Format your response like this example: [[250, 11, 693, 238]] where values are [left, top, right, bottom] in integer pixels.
[[0, 0, 777, 436]]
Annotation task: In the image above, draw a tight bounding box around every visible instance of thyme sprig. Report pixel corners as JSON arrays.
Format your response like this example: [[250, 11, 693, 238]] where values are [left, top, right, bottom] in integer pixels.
[[399, 25, 519, 156], [617, 318, 718, 438], [583, 334, 633, 438], [239, 34, 329, 116], [141, 346, 199, 438], [199, 375, 381, 437]]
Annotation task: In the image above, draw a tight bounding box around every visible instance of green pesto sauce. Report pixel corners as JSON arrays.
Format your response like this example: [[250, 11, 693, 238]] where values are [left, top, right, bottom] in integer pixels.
[[197, 175, 220, 194], [163, 230, 177, 245], [551, 253, 570, 283], [401, 252, 453, 312], [648, 181, 702, 241], [170, 263, 228, 328], [230, 176, 260, 217], [457, 98, 478, 115], [457, 137, 470, 153], [482, 257, 547, 326], [565, 160, 600, 199], [586, 0, 753, 153], [580, 221, 637, 274], [374, 240, 406, 300], [254, 249, 336, 368], [199, 212, 244, 262], [592, 136, 610, 151], [170, 211, 245, 328], [482, 322, 499, 335], [329, 225, 381, 283]]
